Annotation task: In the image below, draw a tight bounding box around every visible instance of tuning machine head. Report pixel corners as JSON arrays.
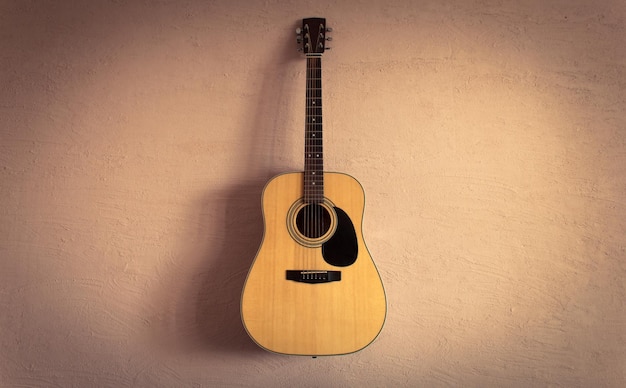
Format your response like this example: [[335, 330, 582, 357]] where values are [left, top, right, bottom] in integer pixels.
[[324, 27, 332, 49]]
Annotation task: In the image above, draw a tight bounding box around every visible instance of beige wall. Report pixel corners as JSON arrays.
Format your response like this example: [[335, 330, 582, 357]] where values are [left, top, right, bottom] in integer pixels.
[[1, 0, 625, 386]]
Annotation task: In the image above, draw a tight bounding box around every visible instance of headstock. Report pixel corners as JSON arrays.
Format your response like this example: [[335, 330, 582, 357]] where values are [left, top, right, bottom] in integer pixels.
[[296, 17, 332, 55]]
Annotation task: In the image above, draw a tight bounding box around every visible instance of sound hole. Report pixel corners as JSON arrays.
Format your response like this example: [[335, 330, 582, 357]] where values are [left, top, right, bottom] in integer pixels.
[[295, 204, 332, 239]]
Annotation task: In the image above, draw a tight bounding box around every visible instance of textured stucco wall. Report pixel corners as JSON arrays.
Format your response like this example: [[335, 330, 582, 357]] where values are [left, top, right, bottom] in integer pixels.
[[1, 0, 625, 386]]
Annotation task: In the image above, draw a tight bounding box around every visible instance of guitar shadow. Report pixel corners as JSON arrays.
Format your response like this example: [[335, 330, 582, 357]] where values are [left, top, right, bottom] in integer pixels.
[[152, 22, 303, 355], [153, 176, 288, 356], [191, 178, 275, 354]]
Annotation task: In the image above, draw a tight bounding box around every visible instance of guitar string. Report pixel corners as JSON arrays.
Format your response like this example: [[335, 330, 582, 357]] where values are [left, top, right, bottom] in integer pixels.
[[311, 56, 315, 243], [316, 56, 323, 243], [306, 56, 311, 249], [305, 25, 310, 256], [307, 56, 314, 263], [318, 55, 323, 242]]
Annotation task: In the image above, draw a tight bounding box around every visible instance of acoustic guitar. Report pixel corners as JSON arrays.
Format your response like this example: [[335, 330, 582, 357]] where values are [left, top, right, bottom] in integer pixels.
[[240, 17, 386, 356]]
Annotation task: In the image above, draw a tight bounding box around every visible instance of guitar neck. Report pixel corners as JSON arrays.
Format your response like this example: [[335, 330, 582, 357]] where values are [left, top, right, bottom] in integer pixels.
[[304, 56, 324, 204]]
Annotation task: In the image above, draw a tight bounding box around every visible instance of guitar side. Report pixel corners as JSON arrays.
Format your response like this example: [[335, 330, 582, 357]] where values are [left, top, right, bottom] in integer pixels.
[[241, 172, 387, 356]]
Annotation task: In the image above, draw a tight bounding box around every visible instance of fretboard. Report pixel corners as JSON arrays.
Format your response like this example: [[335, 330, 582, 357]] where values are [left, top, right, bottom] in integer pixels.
[[304, 56, 324, 204]]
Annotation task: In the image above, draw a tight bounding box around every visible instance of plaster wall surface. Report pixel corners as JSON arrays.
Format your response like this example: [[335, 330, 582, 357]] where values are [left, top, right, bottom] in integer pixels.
[[1, 0, 625, 386]]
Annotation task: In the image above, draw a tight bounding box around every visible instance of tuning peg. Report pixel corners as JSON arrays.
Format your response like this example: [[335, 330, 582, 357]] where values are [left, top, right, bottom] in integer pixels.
[[296, 35, 303, 44], [325, 47, 331, 50], [326, 27, 333, 32], [326, 37, 332, 41], [296, 27, 302, 34]]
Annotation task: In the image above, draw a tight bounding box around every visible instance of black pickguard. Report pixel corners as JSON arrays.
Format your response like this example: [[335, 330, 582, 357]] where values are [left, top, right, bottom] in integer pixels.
[[322, 207, 358, 267]]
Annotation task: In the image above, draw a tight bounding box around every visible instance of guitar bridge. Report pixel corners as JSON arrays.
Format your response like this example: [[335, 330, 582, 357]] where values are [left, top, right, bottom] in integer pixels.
[[286, 270, 341, 284]]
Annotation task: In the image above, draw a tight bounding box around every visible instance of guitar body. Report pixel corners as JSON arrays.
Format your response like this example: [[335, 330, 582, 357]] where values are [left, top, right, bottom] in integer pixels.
[[241, 172, 386, 356]]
